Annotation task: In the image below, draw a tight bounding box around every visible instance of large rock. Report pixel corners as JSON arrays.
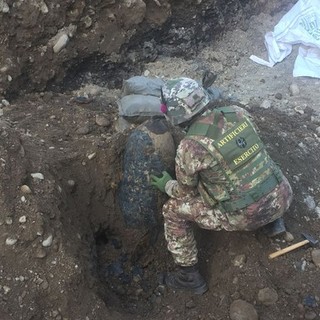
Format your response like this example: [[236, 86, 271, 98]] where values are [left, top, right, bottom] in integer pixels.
[[230, 300, 259, 320]]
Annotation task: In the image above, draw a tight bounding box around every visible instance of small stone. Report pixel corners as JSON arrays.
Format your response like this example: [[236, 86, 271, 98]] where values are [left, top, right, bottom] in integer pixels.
[[316, 126, 320, 136], [5, 217, 13, 225], [293, 175, 300, 182], [53, 33, 69, 53], [230, 300, 258, 320], [52, 310, 59, 317], [301, 259, 307, 271], [289, 83, 300, 96], [294, 106, 304, 115], [297, 303, 305, 313], [304, 195, 316, 210], [231, 292, 241, 300], [35, 247, 47, 259], [39, 1, 48, 13], [258, 287, 278, 305], [156, 284, 166, 295], [311, 249, 320, 267], [41, 279, 49, 290], [275, 93, 282, 100], [67, 179, 75, 187], [19, 216, 27, 223], [0, 1, 10, 13], [303, 295, 318, 308], [260, 99, 272, 109], [115, 117, 131, 132], [305, 311, 317, 320], [135, 288, 143, 296], [31, 173, 44, 180], [284, 231, 294, 242], [185, 298, 196, 309], [3, 286, 10, 294], [5, 237, 18, 246], [76, 124, 91, 135], [1, 99, 10, 106], [21, 185, 32, 194], [233, 254, 247, 267], [87, 152, 96, 160], [81, 15, 92, 28], [95, 115, 111, 127], [42, 234, 53, 247]]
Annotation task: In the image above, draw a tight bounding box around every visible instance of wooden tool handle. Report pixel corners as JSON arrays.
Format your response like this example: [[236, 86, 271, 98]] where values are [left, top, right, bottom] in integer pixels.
[[268, 239, 309, 259]]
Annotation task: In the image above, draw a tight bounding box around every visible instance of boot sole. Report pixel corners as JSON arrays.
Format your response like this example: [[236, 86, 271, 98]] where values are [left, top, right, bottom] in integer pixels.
[[164, 272, 209, 295], [166, 279, 209, 295], [193, 283, 209, 295]]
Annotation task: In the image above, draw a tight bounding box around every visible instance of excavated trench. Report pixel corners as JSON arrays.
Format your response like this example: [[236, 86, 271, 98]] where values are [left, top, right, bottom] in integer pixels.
[[54, 143, 171, 315], [46, 115, 176, 315], [2, 1, 298, 317], [35, 3, 272, 315]]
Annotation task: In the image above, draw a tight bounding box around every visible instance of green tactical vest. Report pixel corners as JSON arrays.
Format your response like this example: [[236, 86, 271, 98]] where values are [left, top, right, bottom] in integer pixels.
[[186, 107, 283, 212]]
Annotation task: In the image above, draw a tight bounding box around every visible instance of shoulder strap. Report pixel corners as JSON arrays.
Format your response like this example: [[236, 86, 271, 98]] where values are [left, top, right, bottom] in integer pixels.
[[187, 107, 239, 138]]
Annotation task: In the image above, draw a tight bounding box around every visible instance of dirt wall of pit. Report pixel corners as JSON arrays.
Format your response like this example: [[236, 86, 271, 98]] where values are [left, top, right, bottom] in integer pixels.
[[0, 99, 131, 319], [0, 0, 294, 97]]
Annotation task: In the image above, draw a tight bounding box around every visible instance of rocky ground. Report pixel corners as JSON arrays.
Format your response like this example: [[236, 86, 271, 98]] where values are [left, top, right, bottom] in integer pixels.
[[1, 1, 320, 320]]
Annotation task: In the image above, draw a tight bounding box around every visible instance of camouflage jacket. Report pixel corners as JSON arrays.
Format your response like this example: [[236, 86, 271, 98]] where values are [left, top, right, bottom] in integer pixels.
[[165, 105, 285, 212]]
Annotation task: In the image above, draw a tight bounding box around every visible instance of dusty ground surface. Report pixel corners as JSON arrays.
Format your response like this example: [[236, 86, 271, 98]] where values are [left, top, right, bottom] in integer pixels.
[[1, 1, 320, 320]]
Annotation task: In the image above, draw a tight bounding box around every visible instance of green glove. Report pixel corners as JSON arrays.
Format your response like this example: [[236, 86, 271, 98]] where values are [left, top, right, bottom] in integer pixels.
[[150, 171, 173, 193]]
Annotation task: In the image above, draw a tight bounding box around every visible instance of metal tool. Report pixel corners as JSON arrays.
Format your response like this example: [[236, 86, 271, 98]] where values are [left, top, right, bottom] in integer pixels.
[[269, 233, 318, 259]]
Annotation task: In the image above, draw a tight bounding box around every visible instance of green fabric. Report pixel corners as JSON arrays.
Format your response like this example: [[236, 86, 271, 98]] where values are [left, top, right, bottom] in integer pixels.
[[186, 107, 282, 211], [150, 171, 173, 193], [211, 119, 264, 170], [221, 174, 281, 212]]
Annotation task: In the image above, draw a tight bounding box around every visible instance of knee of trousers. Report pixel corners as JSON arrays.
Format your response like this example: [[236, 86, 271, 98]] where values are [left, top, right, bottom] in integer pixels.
[[162, 198, 178, 219]]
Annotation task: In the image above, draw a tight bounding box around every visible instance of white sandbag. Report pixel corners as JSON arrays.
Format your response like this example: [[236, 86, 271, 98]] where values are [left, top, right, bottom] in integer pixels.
[[117, 94, 163, 118], [250, 0, 320, 78], [121, 76, 164, 97]]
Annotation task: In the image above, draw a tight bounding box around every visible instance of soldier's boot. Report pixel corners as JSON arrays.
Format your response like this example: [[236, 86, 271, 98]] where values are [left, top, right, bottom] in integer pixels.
[[164, 265, 208, 295], [262, 217, 286, 238]]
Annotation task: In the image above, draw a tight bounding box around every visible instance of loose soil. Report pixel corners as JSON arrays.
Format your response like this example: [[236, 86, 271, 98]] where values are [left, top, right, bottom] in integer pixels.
[[1, 2, 320, 320]]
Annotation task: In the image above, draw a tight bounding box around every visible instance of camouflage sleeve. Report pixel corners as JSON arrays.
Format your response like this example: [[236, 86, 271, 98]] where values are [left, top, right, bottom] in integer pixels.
[[164, 138, 217, 198]]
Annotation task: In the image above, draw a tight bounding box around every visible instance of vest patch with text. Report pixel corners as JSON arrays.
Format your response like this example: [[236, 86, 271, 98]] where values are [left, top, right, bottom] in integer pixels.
[[212, 119, 264, 170]]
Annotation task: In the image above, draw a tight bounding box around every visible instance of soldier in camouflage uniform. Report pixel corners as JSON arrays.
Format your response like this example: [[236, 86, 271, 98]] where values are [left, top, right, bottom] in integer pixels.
[[151, 76, 293, 295]]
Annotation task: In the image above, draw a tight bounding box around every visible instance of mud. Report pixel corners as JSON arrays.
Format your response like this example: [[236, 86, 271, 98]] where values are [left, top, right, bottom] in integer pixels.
[[1, 0, 320, 320]]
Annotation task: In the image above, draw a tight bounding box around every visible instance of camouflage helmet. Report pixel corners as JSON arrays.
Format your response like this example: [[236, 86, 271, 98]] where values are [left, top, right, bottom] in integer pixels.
[[161, 77, 210, 125]]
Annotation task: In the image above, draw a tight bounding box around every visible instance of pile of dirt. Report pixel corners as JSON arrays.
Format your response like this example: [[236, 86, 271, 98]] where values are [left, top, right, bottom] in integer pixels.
[[1, 88, 320, 320], [1, 1, 320, 320]]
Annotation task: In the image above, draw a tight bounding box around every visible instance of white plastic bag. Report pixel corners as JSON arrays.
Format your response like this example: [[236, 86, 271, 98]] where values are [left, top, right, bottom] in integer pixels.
[[250, 0, 320, 78]]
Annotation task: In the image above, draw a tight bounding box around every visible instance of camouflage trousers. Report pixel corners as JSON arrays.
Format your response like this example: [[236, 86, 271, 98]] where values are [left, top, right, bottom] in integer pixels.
[[162, 177, 293, 266]]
